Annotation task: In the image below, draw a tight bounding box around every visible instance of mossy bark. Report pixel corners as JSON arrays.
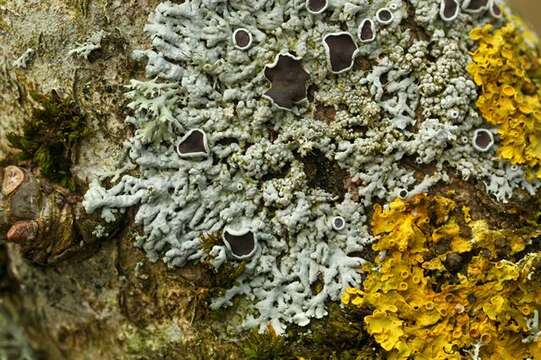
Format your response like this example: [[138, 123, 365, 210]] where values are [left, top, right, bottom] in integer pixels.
[[1, 1, 540, 359]]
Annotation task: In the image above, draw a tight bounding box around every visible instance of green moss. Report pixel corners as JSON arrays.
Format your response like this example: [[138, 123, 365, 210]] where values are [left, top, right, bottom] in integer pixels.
[[310, 276, 324, 295], [286, 303, 368, 358], [7, 90, 89, 192], [228, 302, 372, 360], [200, 232, 222, 254], [213, 261, 246, 289], [300, 150, 347, 202], [201, 232, 247, 290], [242, 330, 293, 360]]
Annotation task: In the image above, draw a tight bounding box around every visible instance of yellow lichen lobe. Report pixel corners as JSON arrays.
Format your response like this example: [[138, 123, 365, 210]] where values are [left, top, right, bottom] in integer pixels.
[[468, 18, 541, 178], [343, 194, 541, 359]]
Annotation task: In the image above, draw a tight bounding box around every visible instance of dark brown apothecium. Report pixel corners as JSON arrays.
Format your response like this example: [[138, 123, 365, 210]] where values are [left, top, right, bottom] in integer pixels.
[[472, 129, 494, 152], [489, 1, 502, 18], [323, 32, 359, 74], [306, 0, 328, 14], [233, 28, 253, 50], [263, 53, 310, 110], [462, 0, 488, 13], [440, 0, 460, 21], [222, 228, 257, 260], [177, 129, 210, 159], [376, 8, 394, 25], [358, 19, 376, 42]]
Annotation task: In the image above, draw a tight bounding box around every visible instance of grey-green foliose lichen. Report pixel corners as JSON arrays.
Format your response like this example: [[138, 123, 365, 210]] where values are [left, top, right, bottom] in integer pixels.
[[83, 0, 535, 335]]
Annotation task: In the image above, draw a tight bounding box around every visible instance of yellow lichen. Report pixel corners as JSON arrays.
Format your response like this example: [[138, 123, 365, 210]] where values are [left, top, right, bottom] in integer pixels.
[[343, 194, 541, 359], [467, 18, 541, 178]]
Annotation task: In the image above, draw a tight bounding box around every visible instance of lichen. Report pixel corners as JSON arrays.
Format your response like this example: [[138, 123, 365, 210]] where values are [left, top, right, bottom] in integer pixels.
[[68, 30, 107, 60], [343, 193, 541, 359], [12, 48, 35, 69], [82, 0, 541, 335], [468, 17, 541, 179]]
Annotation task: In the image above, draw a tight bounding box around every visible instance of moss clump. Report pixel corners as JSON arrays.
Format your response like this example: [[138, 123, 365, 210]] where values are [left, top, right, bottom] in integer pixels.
[[301, 150, 347, 202], [284, 303, 369, 360], [242, 328, 293, 360], [296, 303, 366, 349], [229, 303, 370, 360], [200, 232, 222, 254], [7, 90, 89, 191]]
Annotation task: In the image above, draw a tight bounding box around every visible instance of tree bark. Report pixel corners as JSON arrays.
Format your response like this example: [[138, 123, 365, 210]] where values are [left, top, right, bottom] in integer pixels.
[[1, 1, 540, 359]]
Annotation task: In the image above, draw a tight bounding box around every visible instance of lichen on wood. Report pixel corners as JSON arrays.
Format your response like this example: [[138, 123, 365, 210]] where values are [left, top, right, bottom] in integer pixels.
[[1, 0, 541, 359]]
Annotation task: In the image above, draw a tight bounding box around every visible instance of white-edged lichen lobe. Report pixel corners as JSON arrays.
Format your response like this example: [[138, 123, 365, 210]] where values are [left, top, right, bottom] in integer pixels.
[[81, 0, 538, 336]]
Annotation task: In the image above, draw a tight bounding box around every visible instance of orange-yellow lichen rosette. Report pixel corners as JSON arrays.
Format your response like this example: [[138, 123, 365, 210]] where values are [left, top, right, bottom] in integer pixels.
[[343, 194, 541, 360]]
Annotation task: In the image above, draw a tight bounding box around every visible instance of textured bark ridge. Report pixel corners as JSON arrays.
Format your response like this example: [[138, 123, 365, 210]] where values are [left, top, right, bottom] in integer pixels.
[[1, 0, 541, 359]]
